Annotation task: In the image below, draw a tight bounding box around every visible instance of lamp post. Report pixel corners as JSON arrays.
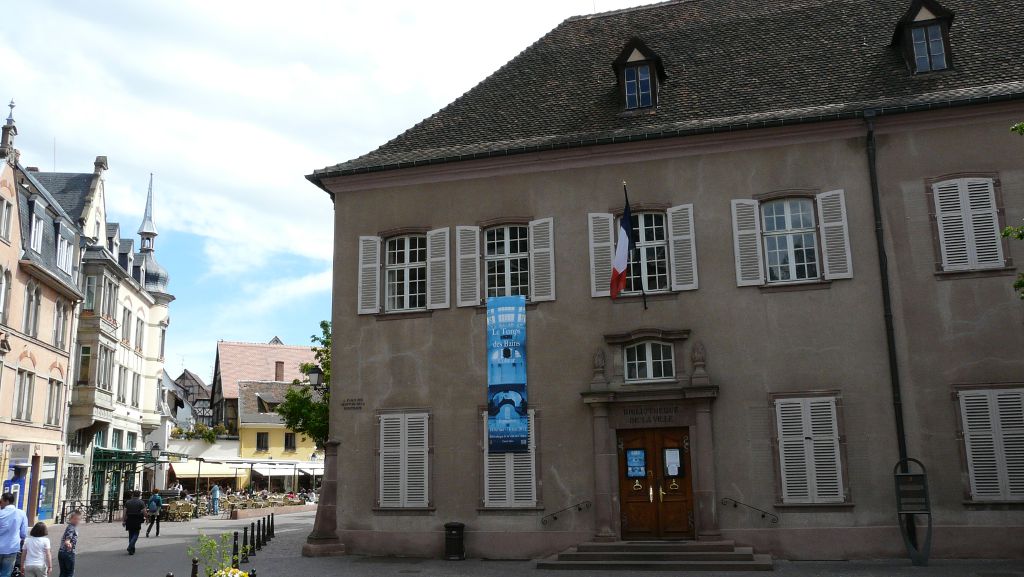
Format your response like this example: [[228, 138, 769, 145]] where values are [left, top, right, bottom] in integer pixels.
[[306, 366, 324, 388]]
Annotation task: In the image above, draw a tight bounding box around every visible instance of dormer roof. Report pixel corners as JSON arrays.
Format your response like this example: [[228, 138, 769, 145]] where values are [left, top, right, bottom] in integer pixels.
[[892, 0, 954, 44]]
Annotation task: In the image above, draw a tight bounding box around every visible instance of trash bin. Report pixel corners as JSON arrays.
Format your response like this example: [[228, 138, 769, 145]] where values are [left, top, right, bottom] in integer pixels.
[[444, 522, 466, 560]]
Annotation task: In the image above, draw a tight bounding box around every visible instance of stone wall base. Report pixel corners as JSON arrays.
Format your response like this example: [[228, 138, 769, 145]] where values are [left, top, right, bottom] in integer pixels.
[[337, 529, 592, 560], [723, 525, 1024, 560]]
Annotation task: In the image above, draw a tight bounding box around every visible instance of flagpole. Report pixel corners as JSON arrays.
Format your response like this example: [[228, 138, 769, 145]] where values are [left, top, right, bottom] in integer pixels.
[[622, 181, 648, 310]]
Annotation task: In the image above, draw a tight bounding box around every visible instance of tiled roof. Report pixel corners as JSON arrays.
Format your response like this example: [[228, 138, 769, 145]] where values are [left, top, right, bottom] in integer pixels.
[[215, 340, 313, 400], [310, 0, 1024, 180], [31, 172, 94, 221], [238, 381, 291, 425]]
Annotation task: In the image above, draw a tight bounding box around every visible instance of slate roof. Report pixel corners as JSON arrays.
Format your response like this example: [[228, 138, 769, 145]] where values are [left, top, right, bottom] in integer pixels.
[[215, 341, 314, 400], [237, 381, 291, 425], [309, 0, 1024, 181], [17, 167, 83, 295], [30, 172, 94, 221]]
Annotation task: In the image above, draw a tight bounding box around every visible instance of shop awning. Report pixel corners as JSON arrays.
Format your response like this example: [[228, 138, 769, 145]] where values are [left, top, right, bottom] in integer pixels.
[[252, 465, 302, 477], [170, 462, 245, 478]]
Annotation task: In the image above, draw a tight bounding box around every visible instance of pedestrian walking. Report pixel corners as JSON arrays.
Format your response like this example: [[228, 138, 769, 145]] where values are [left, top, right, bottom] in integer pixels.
[[0, 493, 28, 577], [145, 491, 162, 538], [210, 484, 220, 516], [122, 491, 146, 555], [19, 523, 50, 577], [57, 511, 79, 577]]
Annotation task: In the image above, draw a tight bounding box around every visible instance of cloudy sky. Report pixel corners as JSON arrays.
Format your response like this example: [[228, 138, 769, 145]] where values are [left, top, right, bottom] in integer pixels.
[[1, 0, 650, 380]]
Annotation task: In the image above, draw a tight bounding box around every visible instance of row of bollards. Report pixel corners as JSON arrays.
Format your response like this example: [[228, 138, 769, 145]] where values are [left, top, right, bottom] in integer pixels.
[[165, 513, 274, 577]]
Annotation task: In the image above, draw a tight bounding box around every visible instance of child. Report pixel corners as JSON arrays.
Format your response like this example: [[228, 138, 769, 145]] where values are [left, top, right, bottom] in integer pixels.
[[21, 522, 50, 577], [58, 511, 80, 577]]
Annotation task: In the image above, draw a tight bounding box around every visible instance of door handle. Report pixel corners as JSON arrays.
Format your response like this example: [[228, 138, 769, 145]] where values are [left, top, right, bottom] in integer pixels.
[[648, 486, 653, 503], [659, 486, 666, 502]]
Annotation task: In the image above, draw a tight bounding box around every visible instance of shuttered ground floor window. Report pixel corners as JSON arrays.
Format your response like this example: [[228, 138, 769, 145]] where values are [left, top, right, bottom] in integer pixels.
[[773, 395, 847, 504], [378, 412, 430, 508], [959, 388, 1024, 502], [482, 410, 537, 508]]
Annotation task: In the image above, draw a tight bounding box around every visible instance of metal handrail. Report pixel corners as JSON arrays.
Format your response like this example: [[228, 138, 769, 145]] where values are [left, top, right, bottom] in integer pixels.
[[720, 497, 779, 524], [541, 500, 592, 525]]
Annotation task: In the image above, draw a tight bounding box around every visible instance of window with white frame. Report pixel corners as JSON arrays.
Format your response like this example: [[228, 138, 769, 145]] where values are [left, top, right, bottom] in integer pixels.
[[0, 199, 12, 241], [911, 23, 947, 73], [111, 429, 123, 450], [761, 198, 819, 283], [45, 378, 62, 426], [0, 268, 9, 325], [56, 235, 73, 274], [624, 212, 669, 293], [485, 225, 530, 299], [378, 412, 429, 508], [116, 366, 127, 403], [14, 370, 34, 421], [121, 307, 132, 342], [958, 388, 1023, 501], [135, 318, 145, 350], [83, 276, 97, 310], [624, 341, 675, 382], [77, 345, 91, 385], [774, 396, 846, 504], [102, 278, 118, 318], [94, 428, 106, 448], [30, 215, 44, 253], [624, 63, 654, 110], [131, 373, 140, 408], [482, 410, 537, 508], [931, 177, 1006, 272], [126, 431, 137, 451], [385, 235, 427, 312], [53, 300, 68, 349], [731, 191, 852, 286], [22, 282, 40, 337]]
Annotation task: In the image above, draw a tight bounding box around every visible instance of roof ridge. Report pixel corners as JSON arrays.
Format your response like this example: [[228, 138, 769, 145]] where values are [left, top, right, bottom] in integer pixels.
[[217, 339, 311, 349], [567, 0, 692, 22]]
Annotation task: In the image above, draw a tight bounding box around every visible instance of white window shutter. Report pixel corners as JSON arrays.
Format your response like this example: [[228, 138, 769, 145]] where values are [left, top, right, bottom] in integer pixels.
[[588, 213, 614, 297], [960, 389, 1024, 501], [731, 200, 764, 286], [483, 409, 536, 508], [404, 413, 430, 507], [456, 226, 481, 307], [807, 397, 844, 503], [666, 204, 698, 291], [964, 178, 1004, 269], [997, 390, 1024, 499], [776, 399, 810, 503], [933, 180, 969, 270], [426, 227, 450, 310], [482, 412, 509, 507], [357, 236, 382, 315], [816, 190, 853, 280], [378, 414, 403, 507], [529, 218, 556, 302]]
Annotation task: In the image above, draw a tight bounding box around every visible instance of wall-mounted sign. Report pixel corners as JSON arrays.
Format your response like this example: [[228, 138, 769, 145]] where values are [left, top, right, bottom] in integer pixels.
[[486, 296, 528, 453], [626, 449, 647, 478], [7, 443, 31, 464]]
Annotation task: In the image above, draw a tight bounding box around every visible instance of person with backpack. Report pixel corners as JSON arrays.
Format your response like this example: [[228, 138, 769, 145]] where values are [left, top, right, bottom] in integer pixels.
[[145, 491, 162, 538]]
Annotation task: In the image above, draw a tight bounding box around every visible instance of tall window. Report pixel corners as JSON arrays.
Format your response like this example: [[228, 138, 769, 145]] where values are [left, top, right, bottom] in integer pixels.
[[126, 432, 137, 451], [111, 429, 123, 450], [378, 412, 429, 508], [14, 370, 34, 421], [775, 396, 845, 504], [68, 430, 85, 454], [94, 428, 106, 448], [0, 199, 12, 241], [624, 63, 653, 109], [116, 366, 127, 403], [959, 388, 1024, 501], [0, 268, 9, 325], [56, 235, 73, 274], [256, 432, 269, 452], [932, 177, 1005, 271], [482, 410, 537, 508], [102, 278, 118, 318], [121, 308, 132, 342], [30, 215, 44, 253], [77, 346, 92, 385], [45, 378, 62, 426], [53, 301, 68, 349], [83, 276, 97, 310], [131, 373, 140, 408], [912, 23, 947, 73], [284, 432, 296, 452], [485, 225, 529, 299], [624, 341, 675, 382], [22, 283, 41, 337], [97, 346, 114, 391], [761, 198, 819, 283], [135, 318, 145, 350], [385, 235, 427, 312], [159, 328, 166, 360], [624, 212, 668, 293]]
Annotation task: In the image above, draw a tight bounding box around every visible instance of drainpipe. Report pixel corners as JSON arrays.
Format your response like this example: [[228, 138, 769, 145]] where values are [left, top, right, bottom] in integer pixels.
[[863, 109, 914, 547]]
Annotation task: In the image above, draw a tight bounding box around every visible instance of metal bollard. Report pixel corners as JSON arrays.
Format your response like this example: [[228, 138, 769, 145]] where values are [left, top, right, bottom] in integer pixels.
[[190, 557, 199, 577], [250, 522, 257, 556], [166, 574, 174, 577], [270, 513, 275, 538], [241, 526, 249, 564], [232, 531, 239, 569], [250, 570, 257, 577], [263, 516, 269, 544], [255, 520, 262, 551]]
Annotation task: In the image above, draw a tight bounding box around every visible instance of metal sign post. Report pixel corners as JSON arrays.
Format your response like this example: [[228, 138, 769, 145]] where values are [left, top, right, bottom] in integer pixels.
[[893, 458, 932, 566]]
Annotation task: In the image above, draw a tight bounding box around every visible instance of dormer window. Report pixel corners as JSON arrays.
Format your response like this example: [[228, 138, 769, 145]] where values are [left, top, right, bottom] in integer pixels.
[[614, 38, 665, 112], [893, 0, 953, 74], [624, 63, 653, 110]]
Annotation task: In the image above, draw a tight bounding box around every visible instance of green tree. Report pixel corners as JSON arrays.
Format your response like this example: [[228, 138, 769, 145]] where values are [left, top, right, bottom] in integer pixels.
[[275, 321, 331, 446], [1003, 123, 1024, 298]]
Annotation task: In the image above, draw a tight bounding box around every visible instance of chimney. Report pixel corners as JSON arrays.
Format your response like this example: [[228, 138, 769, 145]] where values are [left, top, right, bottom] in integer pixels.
[[274, 361, 284, 382], [93, 156, 108, 174]]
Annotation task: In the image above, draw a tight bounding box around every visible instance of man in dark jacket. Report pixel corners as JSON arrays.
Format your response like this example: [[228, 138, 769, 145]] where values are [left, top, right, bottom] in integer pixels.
[[122, 491, 146, 555]]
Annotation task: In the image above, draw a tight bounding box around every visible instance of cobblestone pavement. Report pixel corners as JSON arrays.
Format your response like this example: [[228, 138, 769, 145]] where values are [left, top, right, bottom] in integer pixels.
[[50, 511, 1024, 577]]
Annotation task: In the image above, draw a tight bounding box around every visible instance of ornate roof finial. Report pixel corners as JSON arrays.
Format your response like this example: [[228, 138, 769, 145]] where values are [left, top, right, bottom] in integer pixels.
[[138, 172, 158, 239], [5, 100, 14, 126]]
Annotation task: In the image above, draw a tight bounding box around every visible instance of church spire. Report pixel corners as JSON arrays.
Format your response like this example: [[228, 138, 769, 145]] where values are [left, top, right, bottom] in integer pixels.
[[138, 173, 158, 251]]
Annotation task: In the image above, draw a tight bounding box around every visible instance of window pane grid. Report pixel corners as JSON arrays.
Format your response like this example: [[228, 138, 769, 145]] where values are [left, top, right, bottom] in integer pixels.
[[624, 213, 669, 293], [624, 342, 675, 383], [624, 64, 653, 109], [912, 24, 947, 72], [385, 235, 427, 311], [762, 199, 820, 283], [485, 225, 529, 299]]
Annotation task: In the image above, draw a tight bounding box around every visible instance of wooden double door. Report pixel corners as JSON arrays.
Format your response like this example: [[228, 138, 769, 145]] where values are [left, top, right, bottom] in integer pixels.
[[618, 428, 694, 540]]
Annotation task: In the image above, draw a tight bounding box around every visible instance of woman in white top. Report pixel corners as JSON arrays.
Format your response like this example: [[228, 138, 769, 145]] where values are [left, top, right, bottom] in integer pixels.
[[21, 522, 51, 577]]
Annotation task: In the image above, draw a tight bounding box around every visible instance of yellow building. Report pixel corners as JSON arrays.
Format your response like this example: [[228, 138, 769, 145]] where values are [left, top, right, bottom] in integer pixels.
[[237, 380, 320, 491]]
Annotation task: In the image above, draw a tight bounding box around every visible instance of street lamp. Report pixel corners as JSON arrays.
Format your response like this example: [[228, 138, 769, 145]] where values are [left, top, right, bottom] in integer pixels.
[[306, 365, 324, 387], [150, 443, 161, 461]]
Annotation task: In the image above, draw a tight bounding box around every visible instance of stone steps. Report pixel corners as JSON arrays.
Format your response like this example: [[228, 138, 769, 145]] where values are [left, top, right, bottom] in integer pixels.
[[537, 541, 773, 572]]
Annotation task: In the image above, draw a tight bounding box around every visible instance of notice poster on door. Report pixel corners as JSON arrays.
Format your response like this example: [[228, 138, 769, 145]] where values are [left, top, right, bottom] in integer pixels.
[[486, 296, 528, 453]]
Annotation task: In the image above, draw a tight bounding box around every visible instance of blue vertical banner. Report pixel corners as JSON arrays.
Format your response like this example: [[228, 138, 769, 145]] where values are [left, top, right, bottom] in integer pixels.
[[486, 296, 528, 453]]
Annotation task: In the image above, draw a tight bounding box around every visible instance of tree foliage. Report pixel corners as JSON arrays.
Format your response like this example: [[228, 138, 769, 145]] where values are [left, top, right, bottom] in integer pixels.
[[276, 321, 331, 447], [1003, 123, 1024, 298]]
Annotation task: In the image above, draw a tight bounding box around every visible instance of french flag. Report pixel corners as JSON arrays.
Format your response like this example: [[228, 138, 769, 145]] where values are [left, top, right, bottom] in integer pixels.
[[610, 201, 633, 299]]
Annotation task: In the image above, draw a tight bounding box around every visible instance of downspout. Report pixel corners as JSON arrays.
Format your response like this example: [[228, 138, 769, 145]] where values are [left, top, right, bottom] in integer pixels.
[[863, 109, 915, 547]]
